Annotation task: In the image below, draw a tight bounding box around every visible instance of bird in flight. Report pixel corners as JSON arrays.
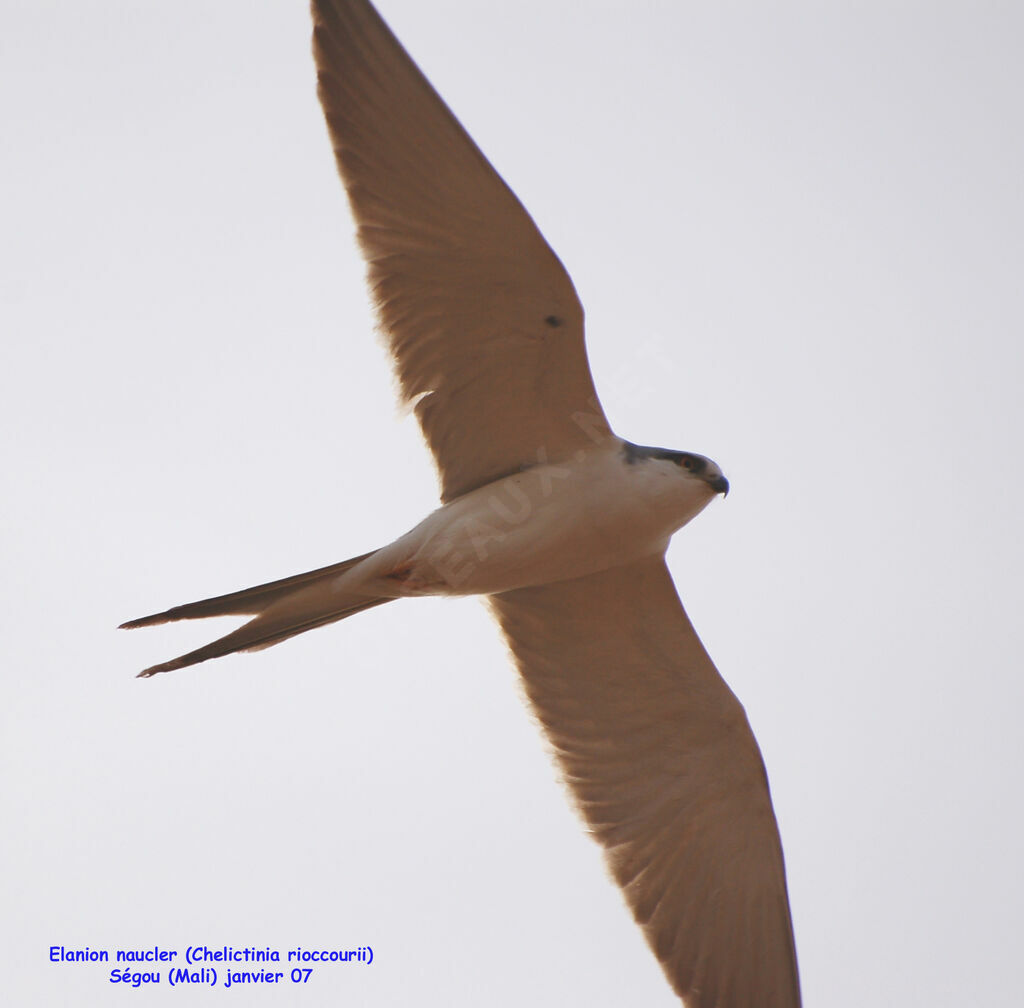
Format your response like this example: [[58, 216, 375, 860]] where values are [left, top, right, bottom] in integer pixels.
[[122, 2, 801, 1004]]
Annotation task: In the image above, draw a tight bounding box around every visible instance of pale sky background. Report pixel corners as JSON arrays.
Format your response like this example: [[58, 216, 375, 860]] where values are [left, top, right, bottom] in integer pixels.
[[3, 1, 1022, 1005]]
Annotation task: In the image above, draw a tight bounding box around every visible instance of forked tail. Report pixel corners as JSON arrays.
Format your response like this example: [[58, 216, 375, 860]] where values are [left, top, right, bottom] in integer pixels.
[[120, 550, 394, 677]]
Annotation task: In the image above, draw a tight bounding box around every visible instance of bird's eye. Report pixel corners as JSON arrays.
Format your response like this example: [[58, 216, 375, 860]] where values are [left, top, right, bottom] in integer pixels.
[[680, 458, 692, 470]]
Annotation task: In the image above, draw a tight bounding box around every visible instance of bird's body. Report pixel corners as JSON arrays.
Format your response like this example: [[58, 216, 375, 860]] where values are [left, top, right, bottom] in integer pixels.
[[122, 2, 801, 1004], [364, 440, 727, 598], [127, 441, 726, 675]]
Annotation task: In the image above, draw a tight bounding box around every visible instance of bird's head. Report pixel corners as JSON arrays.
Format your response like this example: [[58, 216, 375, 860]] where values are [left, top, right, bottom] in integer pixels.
[[623, 441, 729, 498]]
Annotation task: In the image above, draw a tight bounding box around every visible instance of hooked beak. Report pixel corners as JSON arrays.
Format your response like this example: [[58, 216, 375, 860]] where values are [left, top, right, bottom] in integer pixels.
[[709, 474, 730, 497]]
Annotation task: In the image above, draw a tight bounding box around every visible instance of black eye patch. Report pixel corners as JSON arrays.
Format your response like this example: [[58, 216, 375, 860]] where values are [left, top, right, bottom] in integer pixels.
[[623, 442, 707, 472]]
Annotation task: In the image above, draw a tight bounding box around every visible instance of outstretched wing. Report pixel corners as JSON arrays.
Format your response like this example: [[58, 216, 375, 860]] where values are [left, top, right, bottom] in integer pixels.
[[490, 555, 801, 1008], [312, 0, 612, 501]]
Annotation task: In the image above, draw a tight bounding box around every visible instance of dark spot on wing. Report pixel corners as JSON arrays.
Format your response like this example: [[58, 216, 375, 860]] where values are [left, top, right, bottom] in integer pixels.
[[544, 315, 562, 328]]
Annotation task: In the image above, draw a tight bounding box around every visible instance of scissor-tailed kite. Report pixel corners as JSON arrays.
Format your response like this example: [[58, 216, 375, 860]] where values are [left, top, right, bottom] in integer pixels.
[[122, 3, 801, 1004]]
